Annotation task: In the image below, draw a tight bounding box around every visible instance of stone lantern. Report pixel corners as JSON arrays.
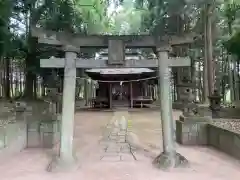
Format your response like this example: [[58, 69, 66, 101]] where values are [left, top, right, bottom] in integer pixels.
[[208, 90, 222, 118], [15, 101, 27, 112], [45, 72, 63, 114], [177, 77, 197, 117], [46, 88, 60, 102], [75, 78, 83, 99]]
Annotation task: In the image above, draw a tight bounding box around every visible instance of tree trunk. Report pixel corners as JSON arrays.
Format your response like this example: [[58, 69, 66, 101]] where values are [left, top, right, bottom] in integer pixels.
[[191, 56, 197, 100], [233, 57, 239, 100], [206, 4, 214, 95], [4, 57, 10, 98], [203, 8, 209, 103], [203, 4, 214, 103], [227, 21, 235, 102], [24, 53, 36, 99]]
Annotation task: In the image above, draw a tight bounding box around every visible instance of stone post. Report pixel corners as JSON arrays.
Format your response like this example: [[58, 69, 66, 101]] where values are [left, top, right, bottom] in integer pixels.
[[208, 90, 222, 118], [15, 101, 27, 122], [48, 45, 78, 171], [177, 78, 197, 117], [153, 46, 188, 169]]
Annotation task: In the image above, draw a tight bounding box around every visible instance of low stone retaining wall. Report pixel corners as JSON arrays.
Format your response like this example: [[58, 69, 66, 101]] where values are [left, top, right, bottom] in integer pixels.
[[207, 123, 240, 159], [176, 117, 240, 160], [0, 121, 27, 155]]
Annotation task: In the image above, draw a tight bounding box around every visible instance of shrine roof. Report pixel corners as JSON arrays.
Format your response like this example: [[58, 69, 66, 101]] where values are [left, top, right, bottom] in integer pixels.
[[85, 68, 154, 75], [99, 49, 141, 56]]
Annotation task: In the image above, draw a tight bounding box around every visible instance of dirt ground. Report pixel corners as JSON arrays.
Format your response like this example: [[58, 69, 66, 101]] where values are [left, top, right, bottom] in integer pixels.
[[0, 110, 240, 180]]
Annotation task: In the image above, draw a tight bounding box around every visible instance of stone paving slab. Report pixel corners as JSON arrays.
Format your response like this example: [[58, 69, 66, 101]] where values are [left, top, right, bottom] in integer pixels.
[[100, 154, 121, 162]]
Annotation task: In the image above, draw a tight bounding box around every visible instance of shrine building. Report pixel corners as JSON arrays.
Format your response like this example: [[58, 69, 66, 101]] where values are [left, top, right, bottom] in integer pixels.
[[85, 50, 157, 108]]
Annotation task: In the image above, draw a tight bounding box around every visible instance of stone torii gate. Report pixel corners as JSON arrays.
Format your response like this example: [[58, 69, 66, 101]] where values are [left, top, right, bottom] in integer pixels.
[[31, 27, 197, 170]]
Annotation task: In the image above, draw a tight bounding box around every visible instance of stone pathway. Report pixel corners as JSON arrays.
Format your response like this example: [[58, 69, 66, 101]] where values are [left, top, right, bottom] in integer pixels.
[[99, 111, 135, 162]]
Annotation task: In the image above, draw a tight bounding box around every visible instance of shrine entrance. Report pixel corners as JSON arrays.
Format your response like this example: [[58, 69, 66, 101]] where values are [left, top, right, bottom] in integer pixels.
[[111, 82, 128, 107], [31, 26, 197, 171], [86, 67, 156, 108]]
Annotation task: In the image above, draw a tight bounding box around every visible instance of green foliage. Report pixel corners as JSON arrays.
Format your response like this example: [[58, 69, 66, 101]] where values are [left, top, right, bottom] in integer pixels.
[[225, 31, 240, 57], [222, 0, 240, 56], [0, 0, 13, 56]]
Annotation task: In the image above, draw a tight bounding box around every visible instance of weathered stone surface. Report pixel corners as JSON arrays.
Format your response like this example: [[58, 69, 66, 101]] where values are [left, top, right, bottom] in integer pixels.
[[179, 115, 211, 123], [176, 119, 208, 145], [152, 152, 189, 169], [197, 123, 208, 144], [0, 121, 27, 155], [219, 132, 233, 154], [207, 123, 240, 160], [101, 154, 121, 162], [218, 108, 240, 119], [116, 137, 126, 143], [106, 145, 121, 153], [99, 112, 134, 162], [41, 133, 54, 148], [232, 135, 240, 159], [207, 124, 219, 148]]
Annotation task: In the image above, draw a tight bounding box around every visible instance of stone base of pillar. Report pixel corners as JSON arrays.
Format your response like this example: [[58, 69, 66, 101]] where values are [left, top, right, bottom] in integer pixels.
[[46, 155, 78, 172], [152, 152, 188, 170]]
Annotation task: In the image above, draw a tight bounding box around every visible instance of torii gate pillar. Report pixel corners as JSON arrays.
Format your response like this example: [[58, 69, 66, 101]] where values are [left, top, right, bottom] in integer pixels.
[[48, 45, 78, 171], [153, 46, 188, 169]]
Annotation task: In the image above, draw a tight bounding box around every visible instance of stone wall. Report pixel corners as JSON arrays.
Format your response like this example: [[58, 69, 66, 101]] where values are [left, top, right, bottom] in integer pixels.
[[218, 108, 240, 119], [207, 124, 240, 159], [25, 101, 61, 148], [176, 117, 240, 160], [0, 99, 61, 157], [27, 118, 60, 148]]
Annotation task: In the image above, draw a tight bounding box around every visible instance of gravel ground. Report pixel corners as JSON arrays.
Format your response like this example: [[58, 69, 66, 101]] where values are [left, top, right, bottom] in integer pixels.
[[212, 119, 240, 133]]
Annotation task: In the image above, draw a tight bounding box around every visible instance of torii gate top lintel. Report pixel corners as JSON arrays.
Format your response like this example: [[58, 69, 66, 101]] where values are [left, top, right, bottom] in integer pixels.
[[31, 27, 198, 48]]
